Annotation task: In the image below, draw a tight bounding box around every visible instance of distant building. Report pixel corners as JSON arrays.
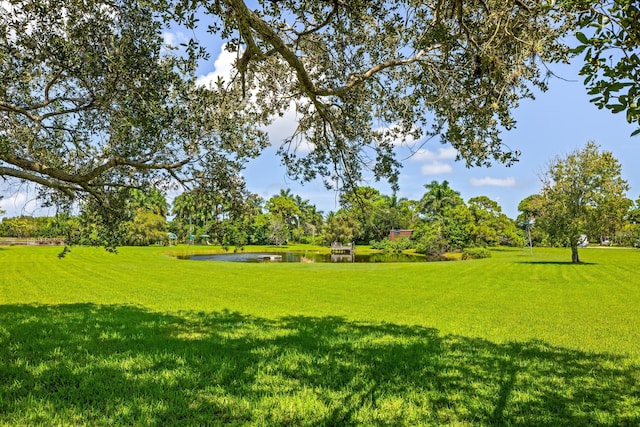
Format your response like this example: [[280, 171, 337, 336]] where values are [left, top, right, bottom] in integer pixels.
[[389, 229, 413, 241]]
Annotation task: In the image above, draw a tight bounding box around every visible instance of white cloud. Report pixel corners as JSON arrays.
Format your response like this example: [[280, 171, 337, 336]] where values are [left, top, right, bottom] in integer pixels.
[[413, 146, 457, 176], [436, 147, 458, 159], [196, 46, 314, 153], [412, 147, 457, 162], [387, 126, 418, 147], [263, 103, 297, 142], [263, 105, 316, 154], [421, 161, 453, 175], [162, 31, 189, 49], [1, 1, 13, 13], [196, 44, 239, 88], [0, 191, 45, 217], [470, 177, 517, 187]]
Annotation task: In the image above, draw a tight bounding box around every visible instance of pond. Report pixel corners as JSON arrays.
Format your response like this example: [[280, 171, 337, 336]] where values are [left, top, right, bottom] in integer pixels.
[[180, 251, 433, 263]]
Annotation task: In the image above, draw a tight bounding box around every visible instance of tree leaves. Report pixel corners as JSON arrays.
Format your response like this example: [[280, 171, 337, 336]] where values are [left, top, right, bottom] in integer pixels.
[[568, 0, 640, 135], [575, 31, 590, 44], [538, 142, 630, 262], [0, 0, 272, 248], [208, 0, 571, 189]]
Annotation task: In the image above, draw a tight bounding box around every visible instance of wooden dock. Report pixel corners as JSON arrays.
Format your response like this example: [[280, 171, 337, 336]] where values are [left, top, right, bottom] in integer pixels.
[[330, 242, 355, 254]]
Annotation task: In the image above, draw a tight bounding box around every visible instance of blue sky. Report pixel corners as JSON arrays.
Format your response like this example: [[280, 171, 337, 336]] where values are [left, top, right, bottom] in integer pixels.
[[235, 50, 640, 219], [2, 16, 639, 220]]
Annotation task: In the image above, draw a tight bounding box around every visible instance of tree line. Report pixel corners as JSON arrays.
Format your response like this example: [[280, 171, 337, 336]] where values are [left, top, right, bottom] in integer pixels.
[[0, 183, 522, 254], [2, 143, 637, 262]]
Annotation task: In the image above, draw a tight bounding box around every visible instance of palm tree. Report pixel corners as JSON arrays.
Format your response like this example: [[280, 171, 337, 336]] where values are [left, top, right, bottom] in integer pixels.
[[419, 180, 463, 219], [279, 188, 294, 199], [128, 188, 168, 217]]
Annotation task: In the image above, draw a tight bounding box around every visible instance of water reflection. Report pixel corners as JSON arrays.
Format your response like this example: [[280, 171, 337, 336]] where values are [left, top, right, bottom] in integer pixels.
[[330, 253, 354, 263], [183, 251, 429, 263]]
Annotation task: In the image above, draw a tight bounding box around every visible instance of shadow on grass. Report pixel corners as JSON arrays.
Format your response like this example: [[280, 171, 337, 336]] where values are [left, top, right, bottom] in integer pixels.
[[0, 304, 638, 426], [517, 261, 597, 265]]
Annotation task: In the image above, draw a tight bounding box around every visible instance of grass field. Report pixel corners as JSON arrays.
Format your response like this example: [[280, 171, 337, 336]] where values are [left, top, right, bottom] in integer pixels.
[[1, 245, 639, 425]]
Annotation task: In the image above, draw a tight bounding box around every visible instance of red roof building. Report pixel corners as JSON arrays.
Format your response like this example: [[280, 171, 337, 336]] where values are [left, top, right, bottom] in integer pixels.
[[388, 229, 414, 241]]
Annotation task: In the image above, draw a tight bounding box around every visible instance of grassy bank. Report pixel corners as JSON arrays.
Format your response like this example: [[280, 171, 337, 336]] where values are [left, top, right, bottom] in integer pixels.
[[1, 245, 639, 425]]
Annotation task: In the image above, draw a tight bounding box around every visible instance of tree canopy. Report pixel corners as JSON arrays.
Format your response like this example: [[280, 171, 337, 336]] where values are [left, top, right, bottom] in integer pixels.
[[569, 0, 640, 135], [207, 0, 574, 188], [538, 142, 629, 263], [0, 0, 266, 246], [0, 1, 567, 186], [1, 0, 638, 248]]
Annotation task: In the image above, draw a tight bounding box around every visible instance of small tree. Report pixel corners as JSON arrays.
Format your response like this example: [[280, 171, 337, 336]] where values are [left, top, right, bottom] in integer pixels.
[[466, 196, 522, 247], [321, 212, 360, 246], [126, 211, 167, 246], [517, 194, 550, 246], [267, 216, 289, 246], [539, 142, 629, 263], [414, 220, 450, 257], [265, 191, 301, 242]]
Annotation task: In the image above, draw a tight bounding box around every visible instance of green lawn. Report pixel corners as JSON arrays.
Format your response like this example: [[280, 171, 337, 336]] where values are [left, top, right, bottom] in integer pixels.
[[1, 245, 639, 425]]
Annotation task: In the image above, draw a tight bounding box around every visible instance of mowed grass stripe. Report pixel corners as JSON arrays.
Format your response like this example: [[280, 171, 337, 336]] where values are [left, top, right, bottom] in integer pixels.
[[1, 245, 639, 357]]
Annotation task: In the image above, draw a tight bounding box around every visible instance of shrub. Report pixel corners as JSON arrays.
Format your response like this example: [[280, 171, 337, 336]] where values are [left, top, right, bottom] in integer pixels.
[[414, 222, 448, 256], [461, 247, 492, 260], [370, 237, 413, 253]]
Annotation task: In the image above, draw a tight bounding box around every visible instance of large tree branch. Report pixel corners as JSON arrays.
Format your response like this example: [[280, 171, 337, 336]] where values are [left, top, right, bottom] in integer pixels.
[[0, 166, 79, 197], [225, 0, 320, 95], [0, 101, 43, 122], [3, 154, 82, 183], [44, 70, 64, 103], [2, 153, 194, 187], [317, 50, 428, 96], [0, 97, 97, 123], [39, 99, 98, 121], [88, 155, 194, 179], [224, 0, 429, 99]]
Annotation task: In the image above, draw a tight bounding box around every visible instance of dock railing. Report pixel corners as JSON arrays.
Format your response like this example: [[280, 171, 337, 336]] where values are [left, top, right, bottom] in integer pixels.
[[330, 242, 355, 254]]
